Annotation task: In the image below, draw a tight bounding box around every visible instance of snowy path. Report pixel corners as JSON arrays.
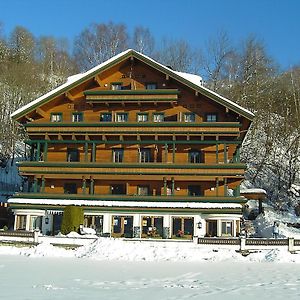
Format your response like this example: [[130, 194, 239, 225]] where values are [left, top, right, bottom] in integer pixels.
[[1, 256, 300, 300]]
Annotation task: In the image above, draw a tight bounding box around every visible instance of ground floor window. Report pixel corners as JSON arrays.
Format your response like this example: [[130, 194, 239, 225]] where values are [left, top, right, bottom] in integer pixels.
[[221, 221, 233, 236], [206, 220, 217, 237], [172, 217, 194, 239], [111, 216, 133, 238], [16, 215, 27, 230], [29, 216, 42, 231], [84, 215, 103, 235], [141, 216, 163, 238]]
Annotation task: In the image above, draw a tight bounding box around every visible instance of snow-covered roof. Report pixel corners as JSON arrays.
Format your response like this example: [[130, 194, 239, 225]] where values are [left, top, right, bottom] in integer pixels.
[[8, 198, 242, 209], [11, 49, 255, 121], [240, 188, 267, 195]]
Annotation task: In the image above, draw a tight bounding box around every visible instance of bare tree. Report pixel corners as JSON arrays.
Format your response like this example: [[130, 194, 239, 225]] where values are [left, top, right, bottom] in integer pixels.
[[73, 22, 128, 71], [132, 26, 155, 55]]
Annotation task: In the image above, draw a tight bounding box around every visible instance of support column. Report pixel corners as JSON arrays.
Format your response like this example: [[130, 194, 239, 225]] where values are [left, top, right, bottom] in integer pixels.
[[171, 177, 175, 195], [163, 177, 167, 195], [36, 142, 40, 161], [102, 213, 111, 236], [92, 143, 96, 162], [90, 177, 94, 195], [33, 176, 38, 193], [224, 143, 227, 163], [133, 214, 141, 238], [164, 143, 168, 163], [44, 142, 48, 161], [163, 215, 171, 239], [82, 177, 86, 194], [172, 142, 176, 163], [41, 176, 45, 193], [84, 142, 88, 162]]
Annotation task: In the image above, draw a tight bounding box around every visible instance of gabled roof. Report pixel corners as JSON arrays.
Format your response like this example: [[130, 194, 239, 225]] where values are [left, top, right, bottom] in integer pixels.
[[11, 49, 255, 121]]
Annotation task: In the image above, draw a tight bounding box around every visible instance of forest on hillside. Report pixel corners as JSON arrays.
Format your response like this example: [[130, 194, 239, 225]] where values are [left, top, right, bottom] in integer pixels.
[[0, 22, 299, 211]]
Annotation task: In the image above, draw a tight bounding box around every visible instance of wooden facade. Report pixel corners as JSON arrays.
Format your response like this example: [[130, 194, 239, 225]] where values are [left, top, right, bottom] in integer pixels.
[[9, 49, 254, 238]]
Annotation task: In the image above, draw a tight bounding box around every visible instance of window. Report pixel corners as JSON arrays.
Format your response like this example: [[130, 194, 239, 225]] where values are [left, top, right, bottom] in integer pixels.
[[111, 82, 122, 90], [100, 112, 112, 122], [137, 113, 148, 122], [188, 185, 202, 196], [206, 113, 218, 122], [153, 113, 164, 122], [221, 221, 233, 236], [111, 184, 126, 195], [137, 185, 149, 196], [16, 215, 27, 230], [72, 112, 83, 122], [116, 113, 128, 122], [67, 148, 79, 162], [64, 183, 77, 194], [139, 148, 151, 163], [50, 113, 62, 122], [189, 150, 203, 163], [113, 148, 124, 163], [183, 113, 196, 123], [146, 83, 157, 90]]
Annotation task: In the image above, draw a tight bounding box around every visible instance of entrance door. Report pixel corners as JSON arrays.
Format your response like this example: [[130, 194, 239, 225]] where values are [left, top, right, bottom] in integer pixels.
[[111, 216, 133, 238], [172, 217, 194, 239]]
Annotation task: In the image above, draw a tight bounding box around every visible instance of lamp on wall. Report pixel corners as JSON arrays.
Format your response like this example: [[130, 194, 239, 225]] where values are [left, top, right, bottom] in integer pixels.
[[197, 221, 202, 229]]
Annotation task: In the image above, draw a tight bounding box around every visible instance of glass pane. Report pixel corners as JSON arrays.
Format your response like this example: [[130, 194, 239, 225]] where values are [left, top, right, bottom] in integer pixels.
[[153, 113, 164, 122], [139, 148, 151, 162], [116, 113, 128, 122], [100, 113, 112, 122], [137, 114, 148, 122], [146, 83, 157, 90], [72, 113, 83, 122], [113, 149, 123, 163], [111, 84, 122, 90], [184, 113, 195, 122]]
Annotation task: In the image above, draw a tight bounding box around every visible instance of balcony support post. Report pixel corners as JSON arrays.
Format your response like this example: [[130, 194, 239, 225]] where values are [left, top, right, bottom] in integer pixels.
[[92, 143, 96, 162], [163, 177, 167, 195], [172, 142, 176, 163], [90, 177, 94, 195], [36, 142, 40, 161], [216, 143, 219, 163], [85, 142, 88, 162], [216, 177, 219, 196], [164, 143, 168, 163], [33, 176, 38, 193], [171, 177, 175, 195], [44, 141, 48, 161], [41, 176, 45, 193], [224, 143, 227, 163], [82, 177, 86, 194]]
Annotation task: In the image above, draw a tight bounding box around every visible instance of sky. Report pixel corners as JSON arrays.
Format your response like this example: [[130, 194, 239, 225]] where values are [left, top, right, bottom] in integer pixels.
[[0, 0, 299, 70]]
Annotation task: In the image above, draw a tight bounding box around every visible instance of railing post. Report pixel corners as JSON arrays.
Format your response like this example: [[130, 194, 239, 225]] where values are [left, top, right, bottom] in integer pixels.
[[288, 237, 295, 253], [33, 230, 39, 244], [240, 237, 246, 251]]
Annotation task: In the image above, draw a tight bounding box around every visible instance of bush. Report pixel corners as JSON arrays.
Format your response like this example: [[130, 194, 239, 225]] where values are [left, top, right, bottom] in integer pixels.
[[61, 206, 84, 235]]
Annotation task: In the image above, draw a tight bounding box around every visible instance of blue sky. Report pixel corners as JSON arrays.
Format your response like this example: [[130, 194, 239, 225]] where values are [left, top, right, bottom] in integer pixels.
[[0, 0, 299, 70]]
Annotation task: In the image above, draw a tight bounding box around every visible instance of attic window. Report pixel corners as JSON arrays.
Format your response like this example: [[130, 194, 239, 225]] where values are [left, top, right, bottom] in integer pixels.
[[183, 113, 195, 123], [72, 112, 83, 122], [111, 82, 122, 90], [146, 83, 157, 90], [50, 113, 62, 122], [206, 113, 218, 122]]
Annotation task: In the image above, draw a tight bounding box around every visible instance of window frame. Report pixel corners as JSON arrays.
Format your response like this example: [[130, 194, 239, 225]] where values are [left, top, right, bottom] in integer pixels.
[[72, 112, 83, 122], [183, 112, 196, 123], [136, 113, 149, 122], [137, 185, 150, 196], [112, 148, 124, 163], [100, 112, 112, 122], [145, 82, 157, 90], [111, 82, 122, 90], [67, 148, 80, 162], [116, 112, 129, 122], [139, 148, 151, 163], [206, 113, 218, 122], [152, 112, 165, 123], [189, 149, 203, 164], [50, 112, 63, 122]]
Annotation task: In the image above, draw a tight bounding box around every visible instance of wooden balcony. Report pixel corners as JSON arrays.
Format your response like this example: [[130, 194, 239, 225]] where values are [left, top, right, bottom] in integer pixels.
[[25, 122, 241, 137], [11, 192, 247, 204], [18, 162, 246, 179], [84, 89, 179, 104]]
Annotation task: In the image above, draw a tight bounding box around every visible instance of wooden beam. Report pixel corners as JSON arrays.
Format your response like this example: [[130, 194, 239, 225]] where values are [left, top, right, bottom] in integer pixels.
[[72, 134, 76, 141], [85, 134, 90, 141], [94, 75, 102, 86], [65, 91, 76, 101], [25, 115, 34, 122], [195, 91, 199, 96], [166, 74, 169, 80], [58, 133, 63, 140], [35, 107, 47, 118]]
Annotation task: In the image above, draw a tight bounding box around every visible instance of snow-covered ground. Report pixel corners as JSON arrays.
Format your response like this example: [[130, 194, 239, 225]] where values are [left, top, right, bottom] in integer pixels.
[[1, 208, 300, 299]]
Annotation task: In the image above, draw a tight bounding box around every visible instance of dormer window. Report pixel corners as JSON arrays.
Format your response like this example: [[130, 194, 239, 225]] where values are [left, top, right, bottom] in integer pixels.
[[50, 113, 62, 122], [183, 113, 195, 123], [146, 83, 157, 90], [111, 82, 122, 90], [153, 113, 164, 122], [206, 113, 218, 122]]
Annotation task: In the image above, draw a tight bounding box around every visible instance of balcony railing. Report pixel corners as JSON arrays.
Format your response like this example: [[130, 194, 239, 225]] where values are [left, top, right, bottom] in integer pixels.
[[18, 162, 246, 177], [11, 192, 247, 203]]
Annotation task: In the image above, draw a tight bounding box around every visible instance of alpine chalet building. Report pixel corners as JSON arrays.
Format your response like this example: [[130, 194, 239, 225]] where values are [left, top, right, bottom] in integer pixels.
[[9, 49, 254, 239]]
